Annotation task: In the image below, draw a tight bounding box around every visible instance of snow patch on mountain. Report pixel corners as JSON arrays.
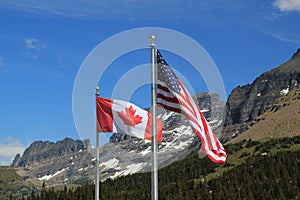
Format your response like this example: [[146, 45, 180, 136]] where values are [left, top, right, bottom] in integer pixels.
[[280, 87, 289, 95], [100, 158, 119, 169], [38, 167, 69, 181], [139, 146, 151, 156], [110, 163, 146, 179], [11, 92, 225, 185]]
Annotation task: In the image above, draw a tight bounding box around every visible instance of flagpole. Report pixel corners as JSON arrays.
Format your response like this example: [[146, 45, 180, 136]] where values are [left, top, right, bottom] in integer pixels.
[[150, 35, 158, 200], [95, 86, 100, 200]]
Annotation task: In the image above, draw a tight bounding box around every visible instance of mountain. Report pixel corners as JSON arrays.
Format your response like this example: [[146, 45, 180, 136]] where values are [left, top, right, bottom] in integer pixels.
[[229, 84, 300, 143], [12, 138, 88, 167], [7, 48, 300, 197], [10, 136, 300, 200], [11, 138, 94, 185], [222, 48, 300, 140], [10, 92, 224, 186]]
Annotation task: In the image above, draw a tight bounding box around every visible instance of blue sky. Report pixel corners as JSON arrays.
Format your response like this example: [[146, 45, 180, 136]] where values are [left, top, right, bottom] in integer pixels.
[[0, 0, 300, 165]]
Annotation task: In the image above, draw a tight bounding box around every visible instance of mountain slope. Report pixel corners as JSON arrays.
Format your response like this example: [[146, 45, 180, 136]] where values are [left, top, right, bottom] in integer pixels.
[[6, 48, 300, 199], [222, 48, 300, 140], [10, 92, 223, 186], [229, 84, 300, 143], [22, 136, 300, 200]]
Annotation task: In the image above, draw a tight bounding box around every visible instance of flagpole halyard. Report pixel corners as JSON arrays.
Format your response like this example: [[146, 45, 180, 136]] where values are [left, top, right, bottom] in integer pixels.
[[95, 87, 100, 200], [150, 35, 159, 200]]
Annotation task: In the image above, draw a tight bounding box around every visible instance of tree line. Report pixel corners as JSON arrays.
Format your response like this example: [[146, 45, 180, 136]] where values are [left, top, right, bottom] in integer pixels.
[[10, 136, 300, 199]]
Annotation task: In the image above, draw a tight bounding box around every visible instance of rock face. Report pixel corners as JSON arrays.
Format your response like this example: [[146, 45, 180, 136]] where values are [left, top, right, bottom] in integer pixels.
[[9, 49, 300, 186], [10, 92, 224, 186], [11, 154, 21, 166], [223, 48, 300, 139], [11, 138, 95, 185], [230, 84, 300, 143], [12, 138, 86, 167]]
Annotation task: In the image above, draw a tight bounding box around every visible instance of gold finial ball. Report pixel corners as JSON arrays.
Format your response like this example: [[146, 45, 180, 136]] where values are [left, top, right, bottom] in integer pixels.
[[96, 86, 100, 91], [149, 35, 155, 42]]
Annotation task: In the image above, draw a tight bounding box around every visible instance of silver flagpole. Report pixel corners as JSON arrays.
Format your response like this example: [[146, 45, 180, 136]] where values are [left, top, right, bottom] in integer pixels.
[[95, 87, 100, 200], [150, 35, 158, 200]]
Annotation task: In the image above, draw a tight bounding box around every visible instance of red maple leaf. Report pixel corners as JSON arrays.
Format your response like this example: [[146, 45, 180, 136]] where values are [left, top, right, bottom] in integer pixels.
[[117, 105, 143, 127]]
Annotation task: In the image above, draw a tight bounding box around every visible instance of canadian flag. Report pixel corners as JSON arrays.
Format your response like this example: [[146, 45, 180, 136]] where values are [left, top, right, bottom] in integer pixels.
[[96, 96, 162, 142]]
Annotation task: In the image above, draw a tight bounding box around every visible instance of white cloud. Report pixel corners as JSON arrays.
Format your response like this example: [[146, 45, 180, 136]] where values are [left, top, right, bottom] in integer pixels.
[[0, 0, 246, 21], [25, 38, 46, 50], [0, 0, 184, 20], [273, 0, 300, 12], [264, 31, 300, 45], [24, 38, 47, 58], [0, 137, 27, 166]]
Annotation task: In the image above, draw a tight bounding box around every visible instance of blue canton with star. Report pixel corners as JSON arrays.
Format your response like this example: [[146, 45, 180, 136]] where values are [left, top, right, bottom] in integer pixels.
[[157, 50, 181, 93]]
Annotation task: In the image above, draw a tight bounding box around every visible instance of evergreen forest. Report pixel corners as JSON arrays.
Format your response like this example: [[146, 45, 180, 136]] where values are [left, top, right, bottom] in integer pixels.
[[9, 136, 300, 200]]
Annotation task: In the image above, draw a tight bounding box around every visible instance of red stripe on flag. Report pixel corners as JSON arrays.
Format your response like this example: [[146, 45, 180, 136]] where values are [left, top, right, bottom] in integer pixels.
[[157, 102, 182, 113], [96, 97, 114, 133], [156, 50, 227, 164], [157, 84, 171, 93], [178, 81, 198, 116], [157, 93, 180, 104], [144, 112, 163, 142], [199, 112, 214, 150]]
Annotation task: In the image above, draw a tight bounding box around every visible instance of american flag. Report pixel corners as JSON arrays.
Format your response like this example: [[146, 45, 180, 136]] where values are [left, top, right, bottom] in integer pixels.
[[156, 50, 227, 164]]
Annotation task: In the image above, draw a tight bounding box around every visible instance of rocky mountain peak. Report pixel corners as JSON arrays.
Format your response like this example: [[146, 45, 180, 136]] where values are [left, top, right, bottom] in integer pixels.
[[291, 48, 300, 59], [222, 49, 300, 140], [230, 84, 300, 143], [9, 92, 225, 185], [11, 137, 87, 167], [7, 49, 300, 187]]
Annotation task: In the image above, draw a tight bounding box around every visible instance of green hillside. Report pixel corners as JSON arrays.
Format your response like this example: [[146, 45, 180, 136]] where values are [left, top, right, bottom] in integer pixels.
[[0, 167, 39, 199], [15, 136, 300, 200]]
